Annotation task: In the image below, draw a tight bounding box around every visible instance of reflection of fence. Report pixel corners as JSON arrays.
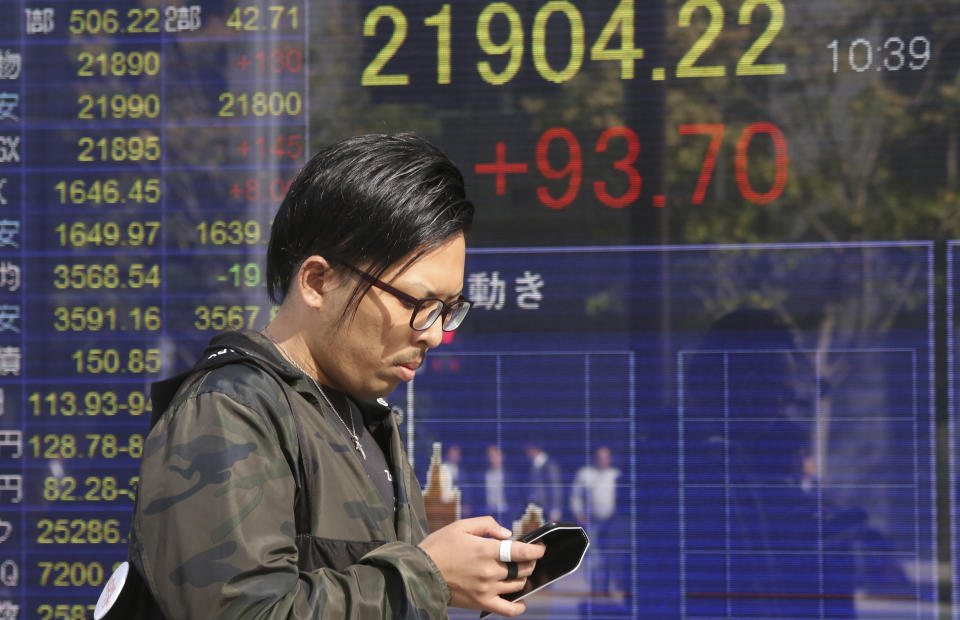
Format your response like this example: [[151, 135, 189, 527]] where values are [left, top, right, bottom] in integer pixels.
[[678, 347, 922, 618]]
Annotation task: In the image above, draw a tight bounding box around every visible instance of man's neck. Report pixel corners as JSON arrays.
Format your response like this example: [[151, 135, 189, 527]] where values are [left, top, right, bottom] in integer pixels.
[[263, 321, 324, 382]]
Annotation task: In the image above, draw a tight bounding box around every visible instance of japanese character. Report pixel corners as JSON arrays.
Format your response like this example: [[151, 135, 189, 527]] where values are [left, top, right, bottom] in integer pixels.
[[467, 271, 506, 310], [0, 347, 19, 376], [0, 305, 19, 333], [0, 263, 19, 292], [25, 8, 55, 35], [0, 221, 18, 248], [515, 271, 545, 310], [0, 475, 20, 503], [167, 6, 202, 32], [0, 137, 19, 164], [0, 431, 18, 459], [0, 95, 18, 122], [0, 52, 20, 81], [0, 560, 16, 587]]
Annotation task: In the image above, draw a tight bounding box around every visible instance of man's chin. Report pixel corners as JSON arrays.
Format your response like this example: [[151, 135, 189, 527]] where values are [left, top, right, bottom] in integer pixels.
[[357, 377, 402, 402]]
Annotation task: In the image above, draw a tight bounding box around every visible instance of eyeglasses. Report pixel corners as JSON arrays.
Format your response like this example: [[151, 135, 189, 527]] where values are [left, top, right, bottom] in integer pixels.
[[334, 260, 472, 332]]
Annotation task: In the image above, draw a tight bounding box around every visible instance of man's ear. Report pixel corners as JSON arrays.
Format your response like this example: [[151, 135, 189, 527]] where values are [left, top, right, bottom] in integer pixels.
[[296, 255, 335, 310]]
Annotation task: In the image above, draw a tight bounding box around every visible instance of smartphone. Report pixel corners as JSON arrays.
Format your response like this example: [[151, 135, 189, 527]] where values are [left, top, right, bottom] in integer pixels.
[[480, 521, 590, 617]]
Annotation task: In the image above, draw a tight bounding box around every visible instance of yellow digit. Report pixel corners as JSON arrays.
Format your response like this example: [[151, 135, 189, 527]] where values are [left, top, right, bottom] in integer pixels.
[[532, 1, 584, 83], [424, 4, 451, 84], [361, 6, 410, 86], [477, 3, 523, 86], [736, 0, 785, 76], [677, 0, 726, 78], [269, 5, 284, 29], [590, 0, 645, 79], [268, 6, 297, 29], [194, 306, 211, 330]]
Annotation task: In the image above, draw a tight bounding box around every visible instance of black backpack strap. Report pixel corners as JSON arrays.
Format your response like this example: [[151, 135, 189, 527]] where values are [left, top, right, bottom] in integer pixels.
[[149, 347, 314, 534], [252, 361, 314, 536], [148, 346, 248, 428]]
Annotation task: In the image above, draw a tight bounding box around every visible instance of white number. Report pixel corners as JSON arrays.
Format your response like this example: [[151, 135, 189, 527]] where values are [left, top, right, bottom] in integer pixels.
[[848, 38, 872, 72]]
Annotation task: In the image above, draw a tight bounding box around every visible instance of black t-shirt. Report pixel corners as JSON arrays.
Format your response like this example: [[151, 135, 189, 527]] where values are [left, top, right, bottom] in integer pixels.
[[323, 388, 397, 516]]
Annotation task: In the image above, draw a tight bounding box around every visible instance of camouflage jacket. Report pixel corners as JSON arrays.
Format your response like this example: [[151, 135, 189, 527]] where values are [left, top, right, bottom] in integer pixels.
[[128, 330, 450, 619]]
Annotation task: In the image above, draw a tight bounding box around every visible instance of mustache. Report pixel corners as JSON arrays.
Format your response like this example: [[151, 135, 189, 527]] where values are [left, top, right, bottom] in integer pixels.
[[393, 351, 426, 366]]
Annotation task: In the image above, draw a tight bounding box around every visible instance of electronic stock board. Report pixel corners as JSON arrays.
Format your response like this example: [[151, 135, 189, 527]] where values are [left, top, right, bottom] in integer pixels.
[[0, 1, 956, 618]]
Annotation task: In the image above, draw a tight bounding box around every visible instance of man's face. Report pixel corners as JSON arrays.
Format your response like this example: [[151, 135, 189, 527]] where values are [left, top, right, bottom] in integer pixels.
[[315, 232, 466, 401], [595, 446, 611, 468]]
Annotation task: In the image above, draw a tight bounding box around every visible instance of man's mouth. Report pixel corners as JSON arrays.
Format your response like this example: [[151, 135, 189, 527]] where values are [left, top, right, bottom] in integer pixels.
[[399, 359, 421, 371], [394, 357, 423, 382]]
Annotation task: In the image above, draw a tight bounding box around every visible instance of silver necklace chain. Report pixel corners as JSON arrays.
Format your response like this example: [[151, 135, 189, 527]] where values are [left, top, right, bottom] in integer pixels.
[[262, 328, 366, 460]]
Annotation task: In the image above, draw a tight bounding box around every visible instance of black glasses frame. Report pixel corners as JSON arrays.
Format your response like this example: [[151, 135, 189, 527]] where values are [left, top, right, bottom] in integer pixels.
[[333, 260, 471, 332]]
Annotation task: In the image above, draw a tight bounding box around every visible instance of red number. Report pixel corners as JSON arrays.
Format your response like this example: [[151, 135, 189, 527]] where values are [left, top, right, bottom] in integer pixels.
[[593, 126, 641, 208], [280, 49, 303, 73], [735, 122, 788, 205], [270, 136, 288, 157], [678, 124, 725, 204], [254, 49, 303, 73], [286, 134, 304, 160], [244, 179, 259, 201], [252, 134, 303, 160], [272, 177, 294, 200], [230, 176, 294, 202], [227, 179, 259, 201], [536, 127, 582, 209]]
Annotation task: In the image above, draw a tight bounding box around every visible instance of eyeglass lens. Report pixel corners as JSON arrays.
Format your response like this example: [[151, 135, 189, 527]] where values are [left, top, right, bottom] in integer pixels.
[[411, 299, 469, 331]]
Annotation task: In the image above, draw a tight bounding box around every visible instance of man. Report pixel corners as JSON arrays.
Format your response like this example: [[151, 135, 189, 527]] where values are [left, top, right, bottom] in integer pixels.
[[482, 444, 509, 519], [128, 134, 543, 618], [524, 444, 563, 523], [570, 446, 621, 594], [439, 443, 462, 503]]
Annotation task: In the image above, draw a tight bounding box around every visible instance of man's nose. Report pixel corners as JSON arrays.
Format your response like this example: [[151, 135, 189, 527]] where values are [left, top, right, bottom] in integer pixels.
[[416, 318, 445, 349]]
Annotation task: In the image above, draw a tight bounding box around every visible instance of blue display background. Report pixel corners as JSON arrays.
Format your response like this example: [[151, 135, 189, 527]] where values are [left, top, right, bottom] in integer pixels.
[[400, 243, 936, 618], [0, 0, 957, 616]]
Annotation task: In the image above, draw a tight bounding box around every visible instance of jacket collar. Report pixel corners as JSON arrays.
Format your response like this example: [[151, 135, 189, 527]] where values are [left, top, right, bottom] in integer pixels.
[[206, 330, 394, 427]]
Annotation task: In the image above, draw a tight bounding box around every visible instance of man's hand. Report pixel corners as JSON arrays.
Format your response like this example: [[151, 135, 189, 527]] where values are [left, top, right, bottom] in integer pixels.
[[419, 516, 546, 617]]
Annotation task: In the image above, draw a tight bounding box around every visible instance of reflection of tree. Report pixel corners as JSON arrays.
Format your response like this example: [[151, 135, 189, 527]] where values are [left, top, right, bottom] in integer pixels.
[[663, 2, 950, 556], [307, 1, 440, 145], [683, 243, 930, 568], [666, 0, 960, 242]]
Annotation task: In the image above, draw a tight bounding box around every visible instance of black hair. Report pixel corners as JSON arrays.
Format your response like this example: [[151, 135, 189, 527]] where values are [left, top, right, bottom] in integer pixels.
[[266, 133, 475, 316]]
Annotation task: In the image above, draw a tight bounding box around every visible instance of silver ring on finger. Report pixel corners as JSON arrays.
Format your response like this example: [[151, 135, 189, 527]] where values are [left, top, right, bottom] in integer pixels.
[[498, 539, 513, 563]]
